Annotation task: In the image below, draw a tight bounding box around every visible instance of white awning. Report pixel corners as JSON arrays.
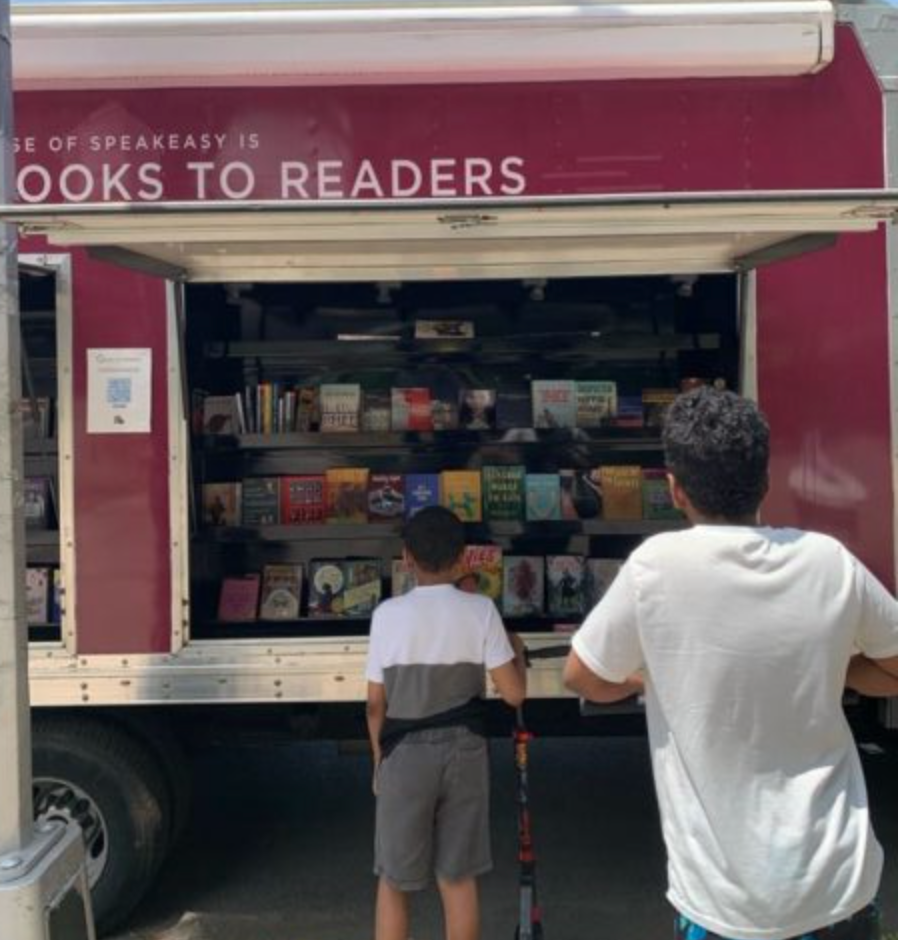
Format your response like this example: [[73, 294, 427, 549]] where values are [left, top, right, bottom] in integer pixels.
[[11, 1, 835, 89], [2, 191, 895, 282]]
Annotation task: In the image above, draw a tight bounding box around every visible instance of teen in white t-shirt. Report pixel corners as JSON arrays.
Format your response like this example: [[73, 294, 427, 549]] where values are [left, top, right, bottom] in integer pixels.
[[566, 388, 898, 940]]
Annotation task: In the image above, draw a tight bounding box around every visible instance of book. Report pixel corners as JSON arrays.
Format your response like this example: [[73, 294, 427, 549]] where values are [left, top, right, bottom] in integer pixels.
[[415, 320, 475, 339], [202, 482, 242, 527], [431, 398, 460, 431], [482, 465, 526, 522], [217, 574, 261, 622], [202, 395, 239, 436], [392, 388, 433, 432], [576, 381, 618, 428], [525, 474, 562, 522], [259, 564, 303, 620], [296, 386, 320, 432], [458, 545, 503, 602], [614, 395, 645, 429], [368, 473, 405, 522], [642, 468, 683, 520], [326, 468, 370, 524], [343, 559, 383, 616], [308, 560, 347, 617], [586, 558, 623, 609], [600, 466, 644, 520], [391, 558, 416, 597], [24, 477, 51, 530], [21, 397, 52, 443], [459, 389, 496, 430], [642, 388, 678, 430], [546, 555, 587, 617], [50, 568, 62, 623], [559, 469, 602, 521], [361, 390, 392, 432], [26, 567, 49, 625], [280, 475, 327, 525], [441, 470, 483, 523], [496, 387, 533, 430], [241, 477, 280, 526], [319, 384, 362, 433], [404, 474, 441, 518], [532, 380, 577, 429], [502, 556, 545, 617]]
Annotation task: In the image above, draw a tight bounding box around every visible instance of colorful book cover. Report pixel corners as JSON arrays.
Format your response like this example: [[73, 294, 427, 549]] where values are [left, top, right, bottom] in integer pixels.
[[404, 474, 441, 519], [459, 389, 497, 430], [431, 398, 460, 431], [559, 469, 602, 521], [441, 470, 483, 522], [326, 468, 370, 524], [361, 390, 392, 432], [26, 567, 49, 625], [496, 387, 533, 430], [202, 482, 242, 527], [391, 388, 433, 432], [217, 574, 261, 622], [587, 558, 623, 609], [319, 384, 362, 433], [308, 561, 347, 617], [482, 465, 526, 522], [202, 395, 239, 436], [642, 468, 683, 520], [642, 388, 678, 430], [24, 477, 51, 530], [343, 559, 383, 616], [613, 395, 645, 429], [259, 564, 304, 621], [458, 545, 503, 602], [391, 558, 417, 597], [525, 474, 562, 522], [532, 380, 577, 429], [368, 473, 405, 522], [502, 556, 545, 618], [600, 466, 644, 521], [576, 381, 618, 428], [546, 555, 587, 617], [241, 477, 280, 526], [415, 320, 475, 339], [280, 475, 327, 525]]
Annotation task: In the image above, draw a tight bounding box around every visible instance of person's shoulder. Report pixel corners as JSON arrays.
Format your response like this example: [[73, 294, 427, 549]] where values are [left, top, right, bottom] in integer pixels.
[[631, 528, 697, 561]]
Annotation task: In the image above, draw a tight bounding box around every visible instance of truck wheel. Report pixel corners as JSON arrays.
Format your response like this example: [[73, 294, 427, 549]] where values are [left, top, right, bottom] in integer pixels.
[[32, 716, 171, 937]]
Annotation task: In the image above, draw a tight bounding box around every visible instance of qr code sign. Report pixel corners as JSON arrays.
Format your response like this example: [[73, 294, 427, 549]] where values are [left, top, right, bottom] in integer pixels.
[[107, 378, 132, 405]]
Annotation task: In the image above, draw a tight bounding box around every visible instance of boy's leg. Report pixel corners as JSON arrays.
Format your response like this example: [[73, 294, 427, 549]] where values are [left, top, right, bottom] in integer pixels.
[[376, 876, 410, 940], [437, 876, 480, 940]]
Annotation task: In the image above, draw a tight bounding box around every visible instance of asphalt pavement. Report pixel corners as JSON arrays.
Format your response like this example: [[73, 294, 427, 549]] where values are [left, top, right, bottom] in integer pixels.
[[115, 730, 898, 940]]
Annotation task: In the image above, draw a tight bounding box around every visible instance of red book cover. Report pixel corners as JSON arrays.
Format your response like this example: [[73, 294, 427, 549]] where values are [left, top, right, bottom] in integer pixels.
[[391, 388, 433, 431], [280, 475, 327, 525], [217, 574, 261, 622]]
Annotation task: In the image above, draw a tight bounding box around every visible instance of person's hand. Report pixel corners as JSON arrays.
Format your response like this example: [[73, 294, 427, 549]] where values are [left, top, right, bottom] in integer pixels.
[[508, 631, 526, 660], [372, 758, 382, 797]]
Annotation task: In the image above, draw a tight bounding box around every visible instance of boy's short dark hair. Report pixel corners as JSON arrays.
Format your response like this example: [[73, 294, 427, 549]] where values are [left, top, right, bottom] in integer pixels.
[[402, 506, 466, 573], [662, 387, 770, 519]]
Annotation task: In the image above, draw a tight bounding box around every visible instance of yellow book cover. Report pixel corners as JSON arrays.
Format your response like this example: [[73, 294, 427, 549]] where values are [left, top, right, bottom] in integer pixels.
[[325, 468, 370, 524], [600, 466, 644, 521], [440, 470, 482, 522]]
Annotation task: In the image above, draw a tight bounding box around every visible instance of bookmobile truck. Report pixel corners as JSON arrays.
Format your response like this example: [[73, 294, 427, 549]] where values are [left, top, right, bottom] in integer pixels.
[[4, 0, 898, 932]]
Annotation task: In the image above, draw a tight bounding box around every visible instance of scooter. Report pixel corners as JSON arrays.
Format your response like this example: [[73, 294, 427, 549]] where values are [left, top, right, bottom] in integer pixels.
[[514, 644, 571, 940]]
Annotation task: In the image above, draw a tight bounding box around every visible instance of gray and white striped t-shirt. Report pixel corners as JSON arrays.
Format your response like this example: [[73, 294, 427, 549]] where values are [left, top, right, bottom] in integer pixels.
[[366, 584, 514, 720]]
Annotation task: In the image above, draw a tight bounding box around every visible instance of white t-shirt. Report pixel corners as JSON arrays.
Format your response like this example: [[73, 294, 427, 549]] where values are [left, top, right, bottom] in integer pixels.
[[573, 526, 898, 940], [366, 584, 514, 719]]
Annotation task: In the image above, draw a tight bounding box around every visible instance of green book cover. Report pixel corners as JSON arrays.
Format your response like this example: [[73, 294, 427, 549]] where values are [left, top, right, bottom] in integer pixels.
[[482, 465, 526, 521]]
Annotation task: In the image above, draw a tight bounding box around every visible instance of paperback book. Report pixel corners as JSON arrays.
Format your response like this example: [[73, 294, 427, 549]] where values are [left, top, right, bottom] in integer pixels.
[[326, 468, 370, 524], [642, 388, 678, 430], [458, 545, 503, 602], [202, 395, 239, 436], [431, 398, 460, 431], [21, 397, 52, 443], [218, 574, 261, 622], [600, 466, 643, 521], [241, 477, 280, 526], [496, 387, 533, 431], [482, 465, 526, 522], [576, 381, 618, 428], [391, 558, 416, 597], [24, 477, 51, 530], [319, 384, 362, 433], [308, 561, 347, 617], [280, 475, 327, 525], [546, 555, 587, 617], [202, 482, 242, 527], [343, 559, 383, 616], [368, 474, 405, 522], [613, 395, 645, 429], [392, 388, 433, 431], [502, 556, 545, 617], [26, 567, 49, 625], [361, 390, 392, 432], [441, 470, 483, 522], [642, 468, 682, 520], [459, 389, 496, 430], [259, 564, 304, 621], [296, 386, 320, 432], [405, 474, 441, 518], [532, 380, 577, 429], [525, 474, 562, 522], [559, 469, 602, 521], [586, 558, 623, 609]]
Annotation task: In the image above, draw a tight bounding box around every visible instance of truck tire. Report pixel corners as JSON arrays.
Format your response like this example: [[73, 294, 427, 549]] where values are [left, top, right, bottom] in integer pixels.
[[32, 715, 171, 937]]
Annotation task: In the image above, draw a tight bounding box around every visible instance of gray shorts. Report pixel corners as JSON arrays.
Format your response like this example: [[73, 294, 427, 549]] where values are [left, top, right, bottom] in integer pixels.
[[374, 726, 492, 891]]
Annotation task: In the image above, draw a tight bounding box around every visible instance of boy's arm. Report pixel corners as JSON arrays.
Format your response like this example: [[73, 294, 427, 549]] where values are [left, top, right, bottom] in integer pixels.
[[847, 654, 898, 697], [488, 632, 527, 708], [366, 681, 387, 767], [564, 650, 644, 703]]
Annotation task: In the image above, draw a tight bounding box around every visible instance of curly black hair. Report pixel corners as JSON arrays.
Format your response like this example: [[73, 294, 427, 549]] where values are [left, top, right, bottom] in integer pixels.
[[662, 387, 770, 519], [402, 506, 466, 573]]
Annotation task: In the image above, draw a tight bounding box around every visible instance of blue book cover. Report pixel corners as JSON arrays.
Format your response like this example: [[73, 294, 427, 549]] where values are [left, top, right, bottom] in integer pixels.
[[525, 474, 562, 521], [404, 474, 441, 519]]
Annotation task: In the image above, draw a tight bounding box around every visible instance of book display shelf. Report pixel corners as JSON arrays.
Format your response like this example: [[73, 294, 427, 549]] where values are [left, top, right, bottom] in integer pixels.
[[187, 277, 739, 641]]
